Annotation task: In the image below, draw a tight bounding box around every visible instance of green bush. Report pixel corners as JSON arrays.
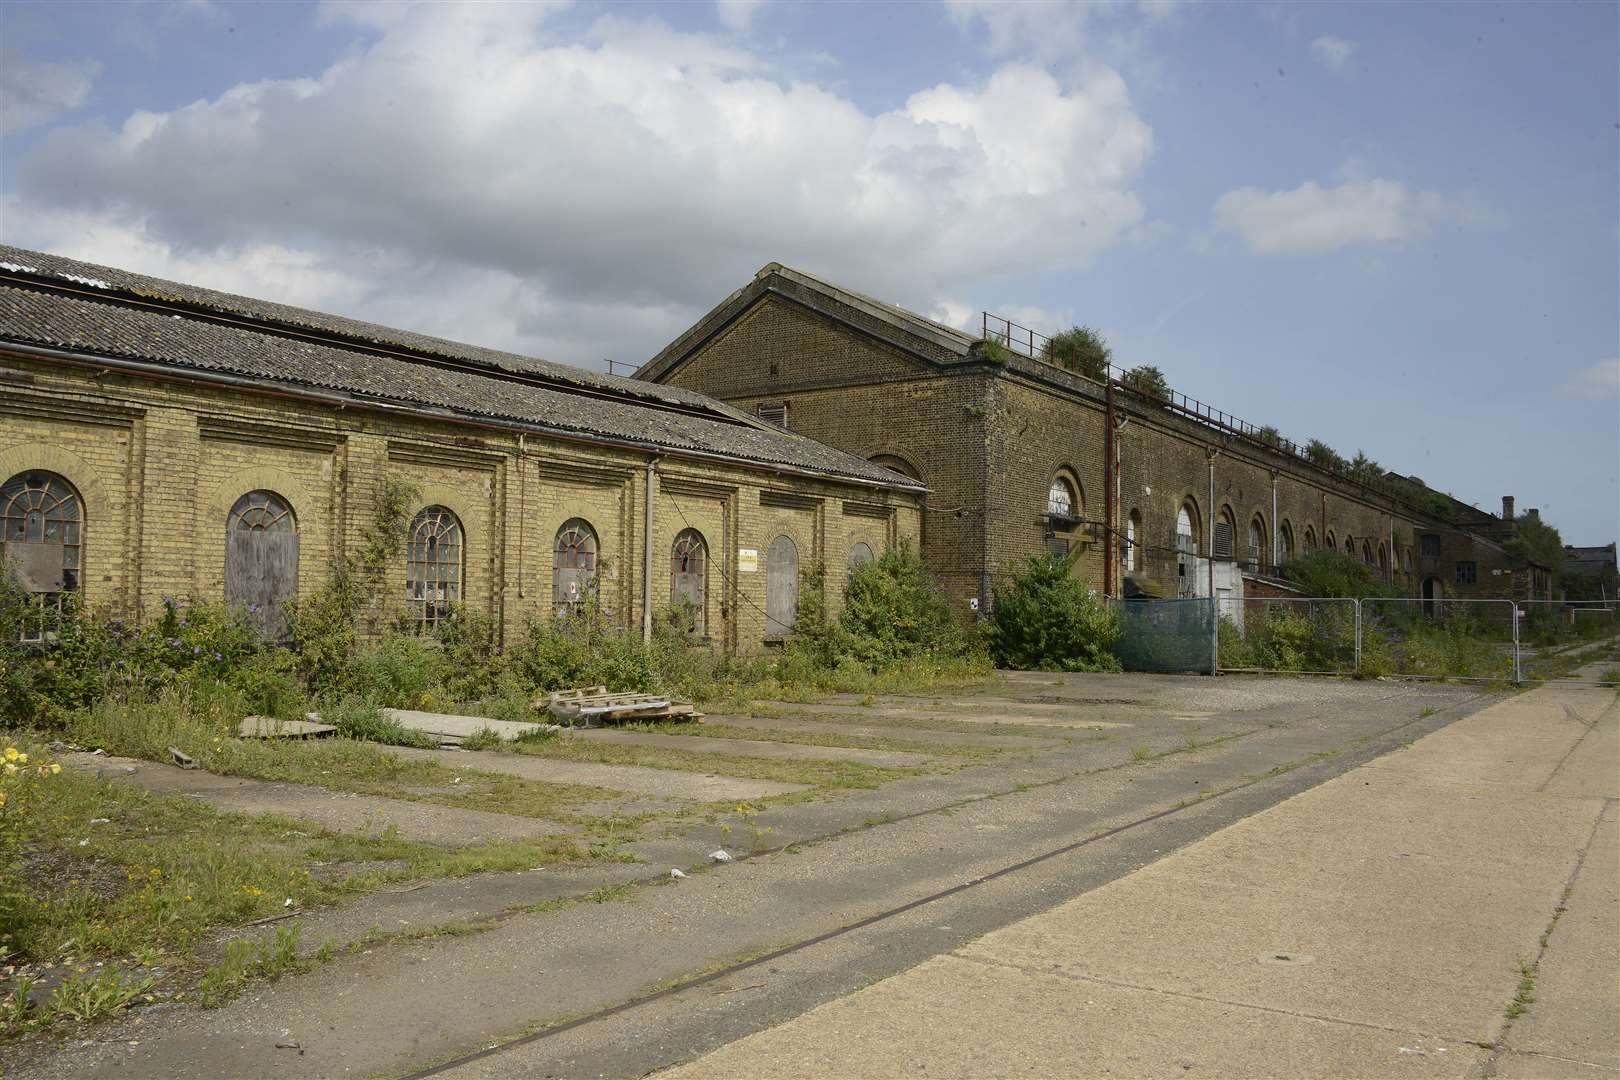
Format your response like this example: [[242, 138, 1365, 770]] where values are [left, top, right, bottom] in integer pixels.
[[985, 555, 1121, 672], [1122, 364, 1170, 403], [1042, 326, 1111, 380], [1280, 551, 1397, 599]]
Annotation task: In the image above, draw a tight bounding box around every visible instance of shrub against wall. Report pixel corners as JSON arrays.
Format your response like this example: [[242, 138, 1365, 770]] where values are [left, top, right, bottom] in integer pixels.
[[985, 555, 1120, 672]]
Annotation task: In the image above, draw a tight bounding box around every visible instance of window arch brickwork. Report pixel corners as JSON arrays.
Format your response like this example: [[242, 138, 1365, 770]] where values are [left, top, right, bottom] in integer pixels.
[[407, 506, 464, 630], [671, 528, 707, 636], [554, 518, 600, 618], [2, 471, 82, 639]]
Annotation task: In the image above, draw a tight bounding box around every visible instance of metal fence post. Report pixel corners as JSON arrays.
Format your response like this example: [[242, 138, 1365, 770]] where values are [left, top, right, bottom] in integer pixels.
[[1210, 595, 1219, 675], [1353, 598, 1362, 675], [1503, 599, 1516, 683]]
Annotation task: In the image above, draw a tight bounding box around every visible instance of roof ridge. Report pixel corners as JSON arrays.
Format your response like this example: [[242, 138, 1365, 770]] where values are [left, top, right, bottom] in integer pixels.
[[0, 243, 763, 425]]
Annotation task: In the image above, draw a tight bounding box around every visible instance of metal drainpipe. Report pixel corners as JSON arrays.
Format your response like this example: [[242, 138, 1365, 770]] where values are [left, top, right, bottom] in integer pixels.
[[1271, 473, 1279, 568], [1207, 450, 1218, 674], [1104, 378, 1114, 598], [643, 457, 658, 643]]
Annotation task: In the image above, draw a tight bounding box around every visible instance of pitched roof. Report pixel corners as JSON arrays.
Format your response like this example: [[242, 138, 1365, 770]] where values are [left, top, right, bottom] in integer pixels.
[[637, 262, 977, 382], [0, 246, 923, 492]]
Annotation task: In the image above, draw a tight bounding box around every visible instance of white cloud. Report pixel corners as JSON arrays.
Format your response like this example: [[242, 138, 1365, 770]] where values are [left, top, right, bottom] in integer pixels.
[[1309, 34, 1355, 71], [4, 5, 1154, 368], [0, 53, 101, 135], [715, 0, 764, 33], [1211, 170, 1468, 256], [1564, 358, 1620, 401]]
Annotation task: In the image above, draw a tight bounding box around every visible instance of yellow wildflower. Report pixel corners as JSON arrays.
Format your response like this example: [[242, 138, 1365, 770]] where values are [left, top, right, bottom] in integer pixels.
[[3, 747, 18, 762], [49, 763, 61, 774]]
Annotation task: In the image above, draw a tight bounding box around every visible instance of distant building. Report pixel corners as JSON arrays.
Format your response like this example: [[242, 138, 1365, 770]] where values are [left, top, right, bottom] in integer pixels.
[[640, 263, 1556, 615]]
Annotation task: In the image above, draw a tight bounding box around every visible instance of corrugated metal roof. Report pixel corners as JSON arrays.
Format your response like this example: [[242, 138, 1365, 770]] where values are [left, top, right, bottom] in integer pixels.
[[0, 250, 922, 491]]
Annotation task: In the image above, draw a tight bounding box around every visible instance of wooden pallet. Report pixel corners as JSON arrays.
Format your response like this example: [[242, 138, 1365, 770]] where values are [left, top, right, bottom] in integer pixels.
[[540, 686, 702, 724]]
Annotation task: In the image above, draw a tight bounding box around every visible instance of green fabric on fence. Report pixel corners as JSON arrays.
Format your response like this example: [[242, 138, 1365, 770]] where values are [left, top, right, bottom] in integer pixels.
[[1115, 599, 1213, 674]]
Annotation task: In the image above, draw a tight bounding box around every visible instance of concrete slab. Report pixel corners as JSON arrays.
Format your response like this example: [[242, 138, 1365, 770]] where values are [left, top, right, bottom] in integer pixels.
[[659, 675, 1616, 1080], [1491, 1050, 1620, 1079], [1506, 810, 1620, 1068], [562, 727, 932, 767], [60, 753, 570, 847], [387, 745, 811, 802], [382, 708, 549, 741], [701, 712, 1057, 750], [237, 716, 336, 739], [662, 953, 1489, 1079]]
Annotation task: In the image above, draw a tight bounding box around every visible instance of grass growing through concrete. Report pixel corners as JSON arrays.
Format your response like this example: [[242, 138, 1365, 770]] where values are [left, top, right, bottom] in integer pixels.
[[624, 719, 1001, 762], [65, 693, 618, 821], [0, 743, 615, 1029], [1505, 961, 1537, 1019], [505, 731, 924, 790]]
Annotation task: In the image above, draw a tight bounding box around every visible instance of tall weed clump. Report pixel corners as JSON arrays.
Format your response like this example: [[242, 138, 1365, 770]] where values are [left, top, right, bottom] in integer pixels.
[[984, 555, 1120, 672]]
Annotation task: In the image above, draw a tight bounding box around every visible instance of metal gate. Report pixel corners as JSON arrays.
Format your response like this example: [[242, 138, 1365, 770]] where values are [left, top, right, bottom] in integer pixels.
[[1115, 597, 1214, 673]]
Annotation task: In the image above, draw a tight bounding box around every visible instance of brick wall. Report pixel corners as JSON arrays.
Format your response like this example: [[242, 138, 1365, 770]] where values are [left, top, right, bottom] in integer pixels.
[[0, 352, 920, 652], [652, 293, 1523, 610]]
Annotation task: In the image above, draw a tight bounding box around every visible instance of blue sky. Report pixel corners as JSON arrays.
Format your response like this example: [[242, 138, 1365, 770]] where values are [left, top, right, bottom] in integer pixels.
[[1, 0, 1615, 542]]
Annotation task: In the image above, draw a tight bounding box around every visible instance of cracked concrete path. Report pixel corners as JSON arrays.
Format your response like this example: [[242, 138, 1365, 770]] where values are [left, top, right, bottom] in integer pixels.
[[663, 679, 1620, 1079]]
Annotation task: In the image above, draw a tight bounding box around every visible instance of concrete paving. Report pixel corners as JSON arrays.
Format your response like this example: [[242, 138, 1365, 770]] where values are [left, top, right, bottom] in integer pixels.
[[382, 707, 550, 741], [561, 726, 934, 767], [662, 683, 1620, 1079], [8, 674, 1507, 1080], [388, 744, 813, 801], [59, 752, 572, 846]]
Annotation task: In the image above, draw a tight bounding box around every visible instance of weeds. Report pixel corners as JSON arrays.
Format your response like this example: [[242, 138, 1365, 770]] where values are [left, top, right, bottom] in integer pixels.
[[197, 924, 302, 1008], [1505, 961, 1537, 1019], [46, 968, 156, 1024]]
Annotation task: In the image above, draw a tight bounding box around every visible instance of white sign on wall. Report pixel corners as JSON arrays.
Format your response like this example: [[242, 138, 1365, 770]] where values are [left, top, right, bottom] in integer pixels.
[[737, 548, 759, 573]]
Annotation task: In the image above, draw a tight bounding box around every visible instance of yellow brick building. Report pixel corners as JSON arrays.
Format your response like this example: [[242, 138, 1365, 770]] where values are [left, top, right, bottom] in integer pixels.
[[0, 247, 923, 652]]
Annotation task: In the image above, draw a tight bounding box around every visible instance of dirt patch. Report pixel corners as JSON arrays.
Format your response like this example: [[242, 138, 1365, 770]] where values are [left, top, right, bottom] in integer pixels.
[[14, 843, 130, 907]]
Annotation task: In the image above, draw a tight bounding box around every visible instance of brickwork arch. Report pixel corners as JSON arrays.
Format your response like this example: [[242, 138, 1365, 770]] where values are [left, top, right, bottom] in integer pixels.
[[0, 442, 115, 610]]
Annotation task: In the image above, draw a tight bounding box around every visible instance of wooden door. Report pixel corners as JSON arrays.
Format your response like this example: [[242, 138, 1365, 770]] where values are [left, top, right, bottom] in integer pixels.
[[766, 534, 798, 637], [226, 490, 298, 640]]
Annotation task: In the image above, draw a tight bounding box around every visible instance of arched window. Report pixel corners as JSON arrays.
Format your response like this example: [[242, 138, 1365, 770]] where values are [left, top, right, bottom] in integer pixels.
[[1303, 525, 1316, 553], [1377, 543, 1388, 576], [1325, 529, 1336, 551], [1279, 521, 1295, 563], [1124, 511, 1140, 572], [1214, 506, 1237, 559], [766, 534, 799, 638], [1176, 502, 1199, 552], [869, 454, 921, 484], [2, 471, 82, 639], [226, 489, 298, 640], [1047, 476, 1077, 520], [849, 541, 875, 569], [671, 528, 707, 636], [407, 506, 463, 630], [1344, 535, 1355, 557], [1362, 540, 1374, 566], [554, 518, 598, 618], [1248, 515, 1266, 568]]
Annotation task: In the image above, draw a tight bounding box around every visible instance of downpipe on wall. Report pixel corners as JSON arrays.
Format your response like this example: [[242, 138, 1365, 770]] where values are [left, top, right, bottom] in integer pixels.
[[643, 456, 659, 643]]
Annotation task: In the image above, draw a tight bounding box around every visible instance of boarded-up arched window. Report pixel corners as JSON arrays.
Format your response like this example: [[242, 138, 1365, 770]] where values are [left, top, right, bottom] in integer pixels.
[[554, 518, 598, 618], [671, 528, 706, 636], [2, 471, 82, 639], [407, 506, 463, 631], [226, 490, 298, 640], [849, 542, 875, 569], [1248, 516, 1266, 567], [766, 534, 798, 638]]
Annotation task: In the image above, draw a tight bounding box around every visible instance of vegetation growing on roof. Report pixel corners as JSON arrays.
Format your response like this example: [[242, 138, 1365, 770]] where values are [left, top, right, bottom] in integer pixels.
[[1042, 325, 1112, 380], [1122, 364, 1170, 403], [1304, 439, 1346, 473], [1504, 513, 1564, 569]]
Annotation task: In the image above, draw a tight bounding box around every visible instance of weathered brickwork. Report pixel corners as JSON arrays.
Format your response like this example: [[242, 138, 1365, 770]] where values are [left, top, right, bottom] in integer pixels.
[[0, 353, 920, 651], [672, 292, 992, 617], [647, 268, 1540, 613]]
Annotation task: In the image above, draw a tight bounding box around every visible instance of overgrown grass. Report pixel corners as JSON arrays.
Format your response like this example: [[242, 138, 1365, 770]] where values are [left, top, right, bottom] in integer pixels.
[[63, 690, 618, 822], [0, 744, 603, 981]]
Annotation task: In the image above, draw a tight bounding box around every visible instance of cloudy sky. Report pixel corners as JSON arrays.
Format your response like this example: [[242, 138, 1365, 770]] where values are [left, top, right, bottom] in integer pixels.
[[1, 0, 1615, 541]]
